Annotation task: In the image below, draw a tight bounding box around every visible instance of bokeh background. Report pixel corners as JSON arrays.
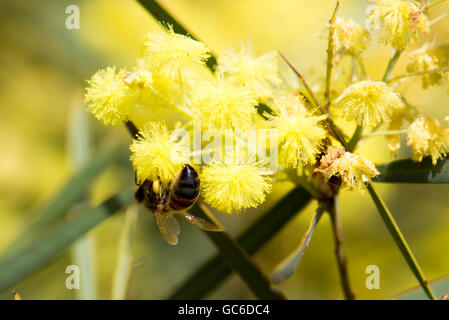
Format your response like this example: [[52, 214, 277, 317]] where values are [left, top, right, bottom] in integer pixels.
[[1, 0, 449, 300]]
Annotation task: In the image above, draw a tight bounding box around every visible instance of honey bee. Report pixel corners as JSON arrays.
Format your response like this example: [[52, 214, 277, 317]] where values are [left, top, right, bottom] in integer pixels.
[[135, 164, 222, 245]]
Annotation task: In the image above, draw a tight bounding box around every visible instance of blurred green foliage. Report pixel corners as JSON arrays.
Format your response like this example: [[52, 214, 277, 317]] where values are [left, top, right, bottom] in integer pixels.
[[1, 0, 449, 300]]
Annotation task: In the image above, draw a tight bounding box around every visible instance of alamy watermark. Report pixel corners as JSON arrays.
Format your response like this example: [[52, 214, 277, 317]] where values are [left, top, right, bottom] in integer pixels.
[[65, 5, 80, 30]]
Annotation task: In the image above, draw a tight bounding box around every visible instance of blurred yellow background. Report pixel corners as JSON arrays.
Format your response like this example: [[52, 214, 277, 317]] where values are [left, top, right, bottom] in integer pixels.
[[1, 0, 449, 300]]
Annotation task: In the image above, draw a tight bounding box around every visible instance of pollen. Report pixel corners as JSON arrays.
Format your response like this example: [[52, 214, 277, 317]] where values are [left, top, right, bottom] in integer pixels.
[[269, 94, 327, 168], [142, 25, 211, 81], [217, 42, 281, 102], [367, 0, 429, 49], [189, 79, 258, 130], [84, 66, 134, 126], [130, 121, 189, 185], [332, 17, 370, 56], [201, 159, 272, 214], [333, 80, 403, 128], [316, 147, 379, 192], [407, 116, 449, 165]]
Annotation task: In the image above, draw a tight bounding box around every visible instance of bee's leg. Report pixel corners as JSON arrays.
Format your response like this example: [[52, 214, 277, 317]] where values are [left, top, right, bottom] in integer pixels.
[[135, 184, 145, 202], [134, 171, 139, 186]]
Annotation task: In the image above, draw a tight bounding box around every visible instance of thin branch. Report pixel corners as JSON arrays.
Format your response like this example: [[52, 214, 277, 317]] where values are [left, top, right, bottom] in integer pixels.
[[365, 182, 436, 300], [382, 49, 403, 82], [387, 67, 448, 83], [362, 129, 407, 137], [279, 52, 349, 149], [426, 0, 449, 11], [329, 196, 355, 300], [325, 0, 341, 109]]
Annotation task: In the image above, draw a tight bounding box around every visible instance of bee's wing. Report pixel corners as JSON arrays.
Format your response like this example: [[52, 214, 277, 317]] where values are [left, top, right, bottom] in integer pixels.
[[153, 212, 180, 245], [176, 212, 223, 232]]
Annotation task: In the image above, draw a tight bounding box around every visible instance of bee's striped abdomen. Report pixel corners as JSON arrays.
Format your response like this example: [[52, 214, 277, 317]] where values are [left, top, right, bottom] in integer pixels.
[[169, 165, 200, 211]]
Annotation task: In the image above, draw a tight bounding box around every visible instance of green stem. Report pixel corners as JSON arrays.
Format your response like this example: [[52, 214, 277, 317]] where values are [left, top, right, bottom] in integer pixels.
[[429, 10, 449, 25], [387, 67, 448, 83], [328, 196, 355, 300], [382, 49, 402, 82], [426, 0, 448, 11], [324, 0, 340, 109], [348, 126, 363, 152], [365, 182, 436, 300]]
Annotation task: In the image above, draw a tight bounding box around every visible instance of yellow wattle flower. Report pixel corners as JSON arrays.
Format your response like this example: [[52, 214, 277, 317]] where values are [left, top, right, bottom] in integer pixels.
[[130, 121, 189, 185], [406, 43, 449, 88], [332, 17, 370, 55], [269, 95, 327, 168], [201, 159, 272, 214], [321, 149, 379, 192], [333, 80, 403, 128], [189, 79, 258, 131], [367, 0, 429, 49], [142, 25, 210, 81], [217, 42, 281, 102], [407, 116, 449, 165], [84, 66, 134, 126]]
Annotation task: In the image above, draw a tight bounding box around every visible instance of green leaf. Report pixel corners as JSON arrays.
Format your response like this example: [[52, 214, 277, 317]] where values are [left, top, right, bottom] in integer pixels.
[[67, 100, 97, 300], [373, 157, 449, 183], [0, 188, 134, 293], [397, 275, 449, 300], [365, 182, 436, 300], [168, 186, 311, 299], [271, 204, 324, 284], [111, 205, 138, 300], [1, 143, 125, 259], [189, 203, 286, 300]]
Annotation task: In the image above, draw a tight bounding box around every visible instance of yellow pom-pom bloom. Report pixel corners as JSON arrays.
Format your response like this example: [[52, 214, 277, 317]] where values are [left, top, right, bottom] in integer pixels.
[[130, 121, 189, 185], [189, 80, 258, 130], [367, 0, 429, 49], [333, 80, 402, 128], [217, 43, 281, 102], [406, 43, 449, 88], [269, 95, 327, 168], [85, 67, 134, 126], [407, 116, 449, 165], [142, 25, 210, 81], [201, 159, 272, 214], [324, 151, 379, 191], [332, 17, 370, 55]]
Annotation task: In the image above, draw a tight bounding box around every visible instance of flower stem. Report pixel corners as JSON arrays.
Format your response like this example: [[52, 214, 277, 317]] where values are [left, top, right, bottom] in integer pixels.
[[328, 196, 355, 300], [387, 67, 448, 83], [382, 49, 403, 82], [426, 0, 449, 11], [365, 182, 436, 300], [324, 0, 340, 109], [430, 10, 449, 25]]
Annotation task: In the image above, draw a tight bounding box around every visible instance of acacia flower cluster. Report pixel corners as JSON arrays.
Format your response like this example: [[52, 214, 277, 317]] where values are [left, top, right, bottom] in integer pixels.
[[85, 0, 449, 215]]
